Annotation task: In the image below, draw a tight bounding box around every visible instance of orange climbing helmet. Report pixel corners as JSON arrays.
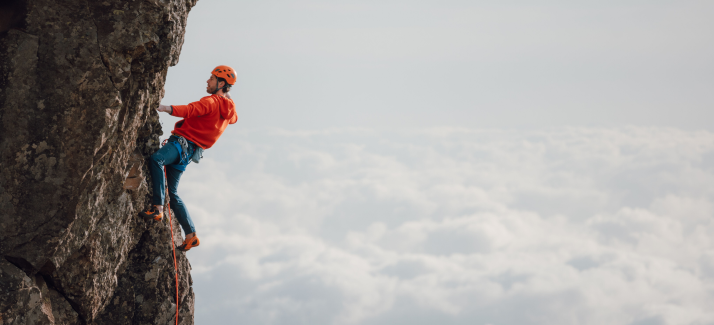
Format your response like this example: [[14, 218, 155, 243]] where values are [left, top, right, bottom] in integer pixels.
[[211, 65, 236, 85]]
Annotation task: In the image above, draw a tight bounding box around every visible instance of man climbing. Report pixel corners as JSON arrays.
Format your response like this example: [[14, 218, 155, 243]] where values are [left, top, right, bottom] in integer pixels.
[[139, 65, 238, 251]]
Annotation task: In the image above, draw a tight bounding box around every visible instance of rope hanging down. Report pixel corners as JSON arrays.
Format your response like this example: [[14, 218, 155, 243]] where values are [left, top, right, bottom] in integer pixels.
[[162, 139, 180, 325]]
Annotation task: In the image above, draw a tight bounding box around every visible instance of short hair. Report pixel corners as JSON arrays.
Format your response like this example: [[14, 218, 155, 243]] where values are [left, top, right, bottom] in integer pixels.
[[216, 77, 232, 93]]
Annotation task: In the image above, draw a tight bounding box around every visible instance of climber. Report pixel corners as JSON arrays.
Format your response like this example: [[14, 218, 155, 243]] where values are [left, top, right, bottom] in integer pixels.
[[139, 65, 238, 252]]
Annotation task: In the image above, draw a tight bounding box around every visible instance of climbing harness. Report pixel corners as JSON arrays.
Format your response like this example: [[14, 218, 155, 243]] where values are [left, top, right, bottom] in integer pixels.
[[175, 136, 191, 163], [172, 135, 203, 165], [162, 138, 180, 325]]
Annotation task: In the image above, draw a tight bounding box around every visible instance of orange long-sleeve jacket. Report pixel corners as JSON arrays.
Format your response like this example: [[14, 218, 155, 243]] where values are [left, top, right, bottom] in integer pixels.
[[170, 94, 238, 149]]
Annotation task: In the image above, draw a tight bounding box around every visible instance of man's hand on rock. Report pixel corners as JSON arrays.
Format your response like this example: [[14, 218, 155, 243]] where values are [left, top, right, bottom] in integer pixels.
[[157, 104, 172, 114]]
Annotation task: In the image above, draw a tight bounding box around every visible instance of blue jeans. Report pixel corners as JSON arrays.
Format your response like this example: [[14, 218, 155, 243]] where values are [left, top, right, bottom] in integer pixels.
[[148, 140, 196, 235]]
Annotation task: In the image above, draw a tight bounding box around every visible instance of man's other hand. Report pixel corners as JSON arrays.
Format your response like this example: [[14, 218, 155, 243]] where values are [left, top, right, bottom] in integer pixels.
[[157, 104, 172, 114]]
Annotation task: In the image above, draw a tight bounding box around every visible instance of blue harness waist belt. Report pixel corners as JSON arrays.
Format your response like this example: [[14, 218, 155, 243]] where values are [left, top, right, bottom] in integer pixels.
[[168, 135, 197, 171]]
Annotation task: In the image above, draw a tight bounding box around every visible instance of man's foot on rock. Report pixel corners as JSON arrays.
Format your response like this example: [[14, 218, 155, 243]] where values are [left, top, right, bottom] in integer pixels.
[[139, 206, 163, 221], [177, 236, 200, 252]]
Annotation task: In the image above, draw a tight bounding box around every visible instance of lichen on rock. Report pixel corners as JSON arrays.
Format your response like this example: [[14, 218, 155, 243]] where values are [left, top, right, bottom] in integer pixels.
[[0, 0, 198, 324]]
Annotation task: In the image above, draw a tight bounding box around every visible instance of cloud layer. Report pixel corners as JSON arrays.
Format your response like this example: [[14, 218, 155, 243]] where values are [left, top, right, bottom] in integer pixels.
[[171, 127, 714, 325]]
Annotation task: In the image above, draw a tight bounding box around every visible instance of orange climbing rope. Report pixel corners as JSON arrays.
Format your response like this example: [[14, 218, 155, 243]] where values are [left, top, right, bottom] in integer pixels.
[[162, 139, 180, 325]]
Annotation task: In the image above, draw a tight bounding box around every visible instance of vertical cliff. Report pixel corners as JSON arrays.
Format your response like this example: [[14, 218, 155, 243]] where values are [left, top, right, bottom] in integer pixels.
[[0, 0, 198, 324]]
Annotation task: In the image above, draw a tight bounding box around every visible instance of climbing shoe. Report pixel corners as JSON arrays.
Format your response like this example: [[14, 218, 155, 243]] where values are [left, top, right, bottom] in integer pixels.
[[177, 236, 200, 252], [139, 206, 163, 221]]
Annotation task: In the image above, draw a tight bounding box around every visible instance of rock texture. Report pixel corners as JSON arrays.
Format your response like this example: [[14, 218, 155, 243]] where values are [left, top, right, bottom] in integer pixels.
[[0, 0, 198, 323]]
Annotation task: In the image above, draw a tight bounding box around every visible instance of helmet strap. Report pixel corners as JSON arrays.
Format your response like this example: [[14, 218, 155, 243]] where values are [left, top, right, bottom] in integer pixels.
[[211, 77, 225, 95]]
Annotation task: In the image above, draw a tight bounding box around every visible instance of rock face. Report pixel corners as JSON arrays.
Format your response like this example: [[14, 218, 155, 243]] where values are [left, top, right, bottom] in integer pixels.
[[0, 0, 198, 323]]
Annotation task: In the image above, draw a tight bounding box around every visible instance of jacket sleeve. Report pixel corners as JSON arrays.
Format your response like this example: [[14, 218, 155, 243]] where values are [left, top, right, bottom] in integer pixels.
[[171, 97, 215, 118]]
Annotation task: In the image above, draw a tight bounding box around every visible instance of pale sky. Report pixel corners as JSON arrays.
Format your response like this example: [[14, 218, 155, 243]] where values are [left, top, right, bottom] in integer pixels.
[[158, 1, 714, 324], [163, 0, 714, 131]]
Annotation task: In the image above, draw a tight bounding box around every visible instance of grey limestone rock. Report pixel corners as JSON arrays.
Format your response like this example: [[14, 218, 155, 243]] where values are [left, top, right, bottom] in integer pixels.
[[0, 0, 198, 323]]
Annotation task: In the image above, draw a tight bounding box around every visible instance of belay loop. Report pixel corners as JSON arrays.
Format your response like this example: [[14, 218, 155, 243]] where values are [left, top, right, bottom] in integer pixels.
[[161, 138, 180, 325]]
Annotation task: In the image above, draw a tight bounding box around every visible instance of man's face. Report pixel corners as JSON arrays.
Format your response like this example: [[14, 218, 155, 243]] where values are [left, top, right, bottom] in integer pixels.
[[206, 74, 224, 94], [206, 74, 216, 94]]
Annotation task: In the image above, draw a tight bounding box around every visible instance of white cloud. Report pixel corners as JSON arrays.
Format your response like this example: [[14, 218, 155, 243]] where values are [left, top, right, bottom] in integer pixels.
[[168, 127, 714, 324]]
